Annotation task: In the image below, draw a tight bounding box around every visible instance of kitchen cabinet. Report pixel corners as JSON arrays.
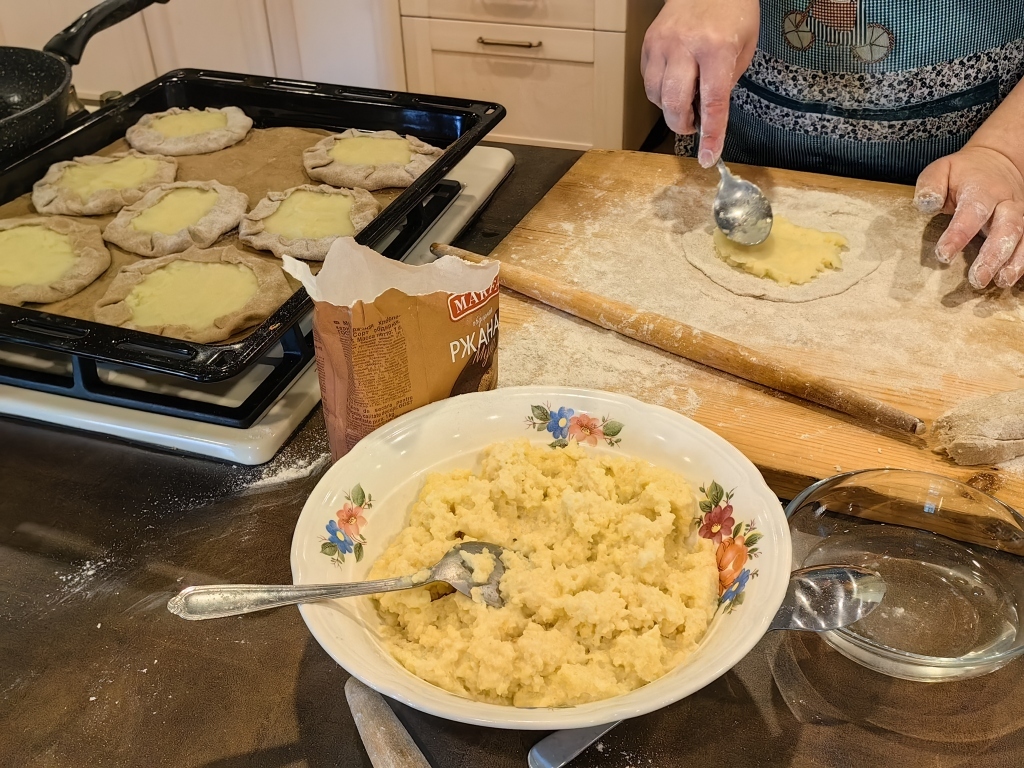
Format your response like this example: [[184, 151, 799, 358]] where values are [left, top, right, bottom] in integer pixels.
[[266, 0, 406, 89], [0, 0, 156, 102], [400, 0, 662, 150], [142, 0, 276, 78]]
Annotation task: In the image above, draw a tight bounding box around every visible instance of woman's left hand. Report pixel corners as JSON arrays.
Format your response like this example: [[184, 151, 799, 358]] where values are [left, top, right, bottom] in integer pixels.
[[915, 146, 1024, 289]]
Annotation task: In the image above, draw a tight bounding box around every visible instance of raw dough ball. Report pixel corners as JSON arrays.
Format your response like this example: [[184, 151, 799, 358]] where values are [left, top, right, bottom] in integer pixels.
[[102, 181, 249, 258], [239, 184, 380, 261], [125, 106, 253, 156], [303, 129, 443, 191], [93, 245, 293, 343], [0, 217, 110, 306], [32, 151, 177, 216], [712, 216, 847, 285], [934, 389, 1024, 465], [682, 191, 886, 303]]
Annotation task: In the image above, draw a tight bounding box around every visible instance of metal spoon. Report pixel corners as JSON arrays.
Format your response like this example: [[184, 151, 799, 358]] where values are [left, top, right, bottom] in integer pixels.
[[166, 541, 506, 620], [527, 564, 885, 768], [693, 108, 773, 245]]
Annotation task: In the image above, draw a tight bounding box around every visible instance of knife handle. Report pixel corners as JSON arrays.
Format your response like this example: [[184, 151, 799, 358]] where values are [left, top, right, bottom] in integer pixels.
[[345, 677, 432, 768]]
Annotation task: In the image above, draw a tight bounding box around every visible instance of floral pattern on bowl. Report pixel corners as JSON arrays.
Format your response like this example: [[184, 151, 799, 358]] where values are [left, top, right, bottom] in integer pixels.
[[320, 484, 372, 566], [697, 481, 761, 613], [525, 403, 624, 448]]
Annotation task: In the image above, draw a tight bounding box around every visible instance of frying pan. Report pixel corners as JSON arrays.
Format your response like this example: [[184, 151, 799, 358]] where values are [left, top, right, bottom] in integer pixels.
[[0, 0, 168, 167]]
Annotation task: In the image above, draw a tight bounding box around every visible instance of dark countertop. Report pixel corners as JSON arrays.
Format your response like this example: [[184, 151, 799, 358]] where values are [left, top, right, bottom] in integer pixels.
[[4, 142, 1024, 768]]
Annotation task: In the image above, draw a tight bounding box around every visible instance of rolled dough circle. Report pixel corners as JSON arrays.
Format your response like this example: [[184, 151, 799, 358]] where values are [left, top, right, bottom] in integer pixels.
[[682, 191, 887, 303]]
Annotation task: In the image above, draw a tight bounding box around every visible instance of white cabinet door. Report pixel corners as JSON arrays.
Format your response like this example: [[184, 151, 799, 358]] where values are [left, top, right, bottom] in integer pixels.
[[267, 0, 406, 89], [0, 0, 155, 101], [142, 0, 276, 77]]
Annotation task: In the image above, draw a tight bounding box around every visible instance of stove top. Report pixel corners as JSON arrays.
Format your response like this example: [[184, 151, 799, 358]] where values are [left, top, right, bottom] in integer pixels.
[[0, 146, 515, 463]]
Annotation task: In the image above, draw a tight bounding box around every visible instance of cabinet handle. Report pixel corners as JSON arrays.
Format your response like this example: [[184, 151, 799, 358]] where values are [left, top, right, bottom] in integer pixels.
[[476, 36, 543, 49]]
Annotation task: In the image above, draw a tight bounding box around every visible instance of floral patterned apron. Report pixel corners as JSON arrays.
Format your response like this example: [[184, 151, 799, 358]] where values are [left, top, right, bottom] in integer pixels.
[[676, 0, 1024, 183]]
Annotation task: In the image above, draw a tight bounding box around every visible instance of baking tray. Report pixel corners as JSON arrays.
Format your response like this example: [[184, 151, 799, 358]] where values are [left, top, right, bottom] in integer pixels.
[[0, 68, 505, 382]]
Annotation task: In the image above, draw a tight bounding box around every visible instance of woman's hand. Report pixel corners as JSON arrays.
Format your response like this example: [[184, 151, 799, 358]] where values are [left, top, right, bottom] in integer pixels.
[[641, 0, 759, 167], [915, 147, 1024, 289]]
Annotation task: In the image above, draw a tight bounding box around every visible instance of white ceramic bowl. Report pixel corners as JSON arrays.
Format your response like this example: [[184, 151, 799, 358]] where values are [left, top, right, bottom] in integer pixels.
[[290, 386, 791, 729]]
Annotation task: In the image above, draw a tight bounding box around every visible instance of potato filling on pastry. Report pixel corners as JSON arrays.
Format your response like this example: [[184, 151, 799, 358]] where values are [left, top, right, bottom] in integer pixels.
[[58, 156, 163, 200], [125, 260, 257, 330], [0, 226, 77, 286], [262, 190, 357, 239], [131, 188, 220, 235], [328, 136, 412, 166], [151, 110, 228, 138]]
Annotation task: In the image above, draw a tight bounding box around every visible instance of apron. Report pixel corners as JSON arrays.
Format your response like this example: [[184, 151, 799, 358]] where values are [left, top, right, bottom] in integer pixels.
[[676, 0, 1024, 183]]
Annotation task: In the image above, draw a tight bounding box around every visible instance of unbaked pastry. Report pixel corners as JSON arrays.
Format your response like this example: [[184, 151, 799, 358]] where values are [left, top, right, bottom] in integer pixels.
[[712, 217, 847, 285], [681, 192, 886, 303], [239, 184, 379, 261], [102, 181, 249, 258], [934, 389, 1024, 466], [93, 245, 292, 343], [0, 217, 110, 306], [303, 129, 443, 191], [32, 151, 177, 216], [125, 106, 253, 156]]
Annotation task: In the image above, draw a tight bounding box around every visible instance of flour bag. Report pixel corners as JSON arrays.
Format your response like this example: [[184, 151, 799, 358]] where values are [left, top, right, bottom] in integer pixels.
[[283, 238, 500, 460]]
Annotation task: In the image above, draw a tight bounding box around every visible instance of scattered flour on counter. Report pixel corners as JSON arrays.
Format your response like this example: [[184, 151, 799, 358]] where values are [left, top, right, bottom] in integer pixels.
[[245, 452, 331, 489], [55, 557, 115, 600]]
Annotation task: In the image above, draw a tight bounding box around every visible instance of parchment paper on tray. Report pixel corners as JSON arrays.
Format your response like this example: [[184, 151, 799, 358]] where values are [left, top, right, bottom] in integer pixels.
[[284, 238, 500, 460]]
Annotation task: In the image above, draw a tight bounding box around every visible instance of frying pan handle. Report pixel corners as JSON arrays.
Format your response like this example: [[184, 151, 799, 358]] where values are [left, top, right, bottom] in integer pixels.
[[43, 0, 170, 66]]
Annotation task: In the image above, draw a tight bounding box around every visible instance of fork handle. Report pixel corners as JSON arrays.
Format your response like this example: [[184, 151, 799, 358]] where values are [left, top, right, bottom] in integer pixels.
[[167, 574, 429, 620]]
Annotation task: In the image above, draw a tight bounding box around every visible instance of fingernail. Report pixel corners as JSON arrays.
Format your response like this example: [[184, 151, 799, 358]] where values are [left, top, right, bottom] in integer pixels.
[[698, 149, 715, 168], [968, 262, 992, 290], [996, 267, 1020, 289], [914, 191, 943, 214], [934, 244, 954, 264]]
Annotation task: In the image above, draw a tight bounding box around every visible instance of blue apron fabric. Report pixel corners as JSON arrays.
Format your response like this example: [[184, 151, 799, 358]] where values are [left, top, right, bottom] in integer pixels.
[[676, 0, 1024, 183]]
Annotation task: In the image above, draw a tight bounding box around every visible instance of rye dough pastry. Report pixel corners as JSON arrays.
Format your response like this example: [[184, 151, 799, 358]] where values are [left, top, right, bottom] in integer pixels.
[[102, 181, 249, 258], [303, 129, 443, 191], [32, 151, 177, 216], [125, 106, 253, 156], [93, 245, 292, 343], [0, 217, 110, 306], [239, 184, 379, 261]]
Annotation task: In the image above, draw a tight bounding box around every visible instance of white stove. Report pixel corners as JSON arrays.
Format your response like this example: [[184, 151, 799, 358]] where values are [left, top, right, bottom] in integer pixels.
[[0, 146, 515, 464]]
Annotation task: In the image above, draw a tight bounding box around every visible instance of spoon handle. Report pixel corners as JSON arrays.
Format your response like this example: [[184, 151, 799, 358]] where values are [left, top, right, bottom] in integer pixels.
[[167, 574, 429, 620]]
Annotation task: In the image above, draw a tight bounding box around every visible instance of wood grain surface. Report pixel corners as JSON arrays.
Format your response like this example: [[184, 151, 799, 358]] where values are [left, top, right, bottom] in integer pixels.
[[489, 149, 1024, 509]]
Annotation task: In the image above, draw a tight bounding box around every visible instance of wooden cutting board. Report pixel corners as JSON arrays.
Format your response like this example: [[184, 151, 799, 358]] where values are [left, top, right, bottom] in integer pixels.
[[491, 149, 1024, 508]]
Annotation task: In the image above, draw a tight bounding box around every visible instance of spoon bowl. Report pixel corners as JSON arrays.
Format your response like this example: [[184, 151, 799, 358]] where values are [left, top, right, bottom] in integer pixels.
[[713, 164, 774, 246]]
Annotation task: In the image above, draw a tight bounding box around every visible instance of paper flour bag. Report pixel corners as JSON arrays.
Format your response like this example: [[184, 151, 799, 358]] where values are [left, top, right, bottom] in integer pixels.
[[283, 237, 500, 460]]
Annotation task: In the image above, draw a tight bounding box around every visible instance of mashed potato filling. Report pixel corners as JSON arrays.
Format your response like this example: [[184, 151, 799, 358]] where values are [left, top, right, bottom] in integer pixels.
[[368, 439, 719, 707]]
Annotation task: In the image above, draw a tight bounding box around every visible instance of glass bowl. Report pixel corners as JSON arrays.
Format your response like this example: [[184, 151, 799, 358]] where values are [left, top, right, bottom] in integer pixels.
[[785, 469, 1024, 682]]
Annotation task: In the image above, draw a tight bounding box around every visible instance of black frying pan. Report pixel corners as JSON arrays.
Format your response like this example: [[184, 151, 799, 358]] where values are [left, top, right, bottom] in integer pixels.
[[0, 0, 168, 167]]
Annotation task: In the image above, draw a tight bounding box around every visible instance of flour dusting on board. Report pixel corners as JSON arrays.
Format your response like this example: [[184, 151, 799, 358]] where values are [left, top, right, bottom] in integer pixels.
[[497, 308, 705, 414], [497, 178, 1024, 406]]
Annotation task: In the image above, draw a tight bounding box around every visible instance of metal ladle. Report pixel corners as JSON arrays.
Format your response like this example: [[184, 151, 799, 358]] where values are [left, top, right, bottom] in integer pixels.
[[166, 541, 506, 620], [527, 564, 886, 768]]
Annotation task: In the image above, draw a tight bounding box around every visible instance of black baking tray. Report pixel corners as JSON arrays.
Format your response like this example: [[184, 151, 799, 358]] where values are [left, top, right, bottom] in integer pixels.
[[0, 68, 505, 382]]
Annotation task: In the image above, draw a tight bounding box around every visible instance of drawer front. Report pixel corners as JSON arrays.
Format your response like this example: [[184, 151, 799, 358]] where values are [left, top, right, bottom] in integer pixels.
[[401, 0, 597, 29], [431, 51, 595, 149], [427, 18, 594, 63]]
